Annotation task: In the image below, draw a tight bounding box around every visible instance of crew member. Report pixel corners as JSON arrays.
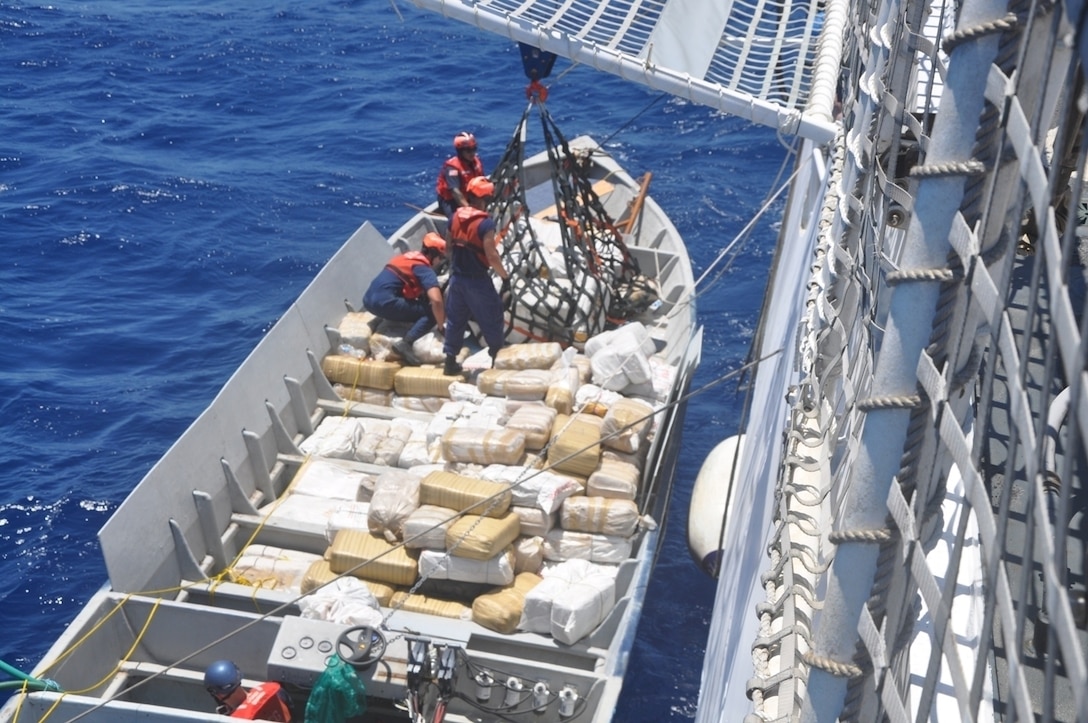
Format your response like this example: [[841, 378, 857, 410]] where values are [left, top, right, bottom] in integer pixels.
[[436, 131, 485, 221], [203, 660, 292, 722], [442, 176, 508, 376], [362, 232, 448, 366]]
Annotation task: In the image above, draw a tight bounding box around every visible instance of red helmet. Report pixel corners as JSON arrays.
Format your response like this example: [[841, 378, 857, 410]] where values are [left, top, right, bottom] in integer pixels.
[[421, 232, 447, 255], [466, 176, 495, 199], [453, 132, 477, 151]]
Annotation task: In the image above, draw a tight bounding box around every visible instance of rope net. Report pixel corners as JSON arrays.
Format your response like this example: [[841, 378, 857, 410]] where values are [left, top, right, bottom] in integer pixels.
[[487, 103, 642, 346]]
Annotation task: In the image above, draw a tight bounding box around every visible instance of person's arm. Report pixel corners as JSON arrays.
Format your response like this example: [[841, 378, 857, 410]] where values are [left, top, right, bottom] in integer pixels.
[[426, 286, 446, 328], [482, 228, 507, 279], [452, 187, 468, 208]]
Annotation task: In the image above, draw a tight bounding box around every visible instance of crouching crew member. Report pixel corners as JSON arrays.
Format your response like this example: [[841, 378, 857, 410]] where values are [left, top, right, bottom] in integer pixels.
[[442, 176, 508, 376], [204, 660, 292, 722], [362, 232, 448, 366]]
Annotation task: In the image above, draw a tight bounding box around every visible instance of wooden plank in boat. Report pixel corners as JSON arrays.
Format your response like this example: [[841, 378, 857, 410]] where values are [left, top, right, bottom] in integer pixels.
[[532, 178, 614, 219]]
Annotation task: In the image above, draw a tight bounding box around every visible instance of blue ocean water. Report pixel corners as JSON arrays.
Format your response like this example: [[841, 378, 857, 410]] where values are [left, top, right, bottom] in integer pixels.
[[0, 2, 787, 719]]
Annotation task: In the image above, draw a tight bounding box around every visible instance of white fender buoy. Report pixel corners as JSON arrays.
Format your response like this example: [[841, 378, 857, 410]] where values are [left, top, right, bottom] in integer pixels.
[[688, 434, 744, 577]]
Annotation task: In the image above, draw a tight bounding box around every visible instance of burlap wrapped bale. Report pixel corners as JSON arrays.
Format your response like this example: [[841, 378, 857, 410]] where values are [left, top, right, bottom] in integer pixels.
[[560, 496, 640, 537], [471, 572, 543, 633], [419, 471, 512, 517], [394, 367, 456, 397], [389, 591, 471, 620], [328, 528, 418, 587], [547, 414, 602, 478], [445, 512, 521, 561], [440, 427, 526, 466], [494, 343, 563, 370], [322, 355, 400, 390]]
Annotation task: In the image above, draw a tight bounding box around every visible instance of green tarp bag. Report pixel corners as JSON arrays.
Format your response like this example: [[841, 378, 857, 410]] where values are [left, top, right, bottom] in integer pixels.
[[304, 657, 366, 723]]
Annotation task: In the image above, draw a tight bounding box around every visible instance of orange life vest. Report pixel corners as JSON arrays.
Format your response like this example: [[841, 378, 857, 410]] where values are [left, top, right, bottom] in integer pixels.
[[450, 207, 491, 268], [384, 251, 431, 300], [230, 682, 291, 722], [436, 155, 484, 201]]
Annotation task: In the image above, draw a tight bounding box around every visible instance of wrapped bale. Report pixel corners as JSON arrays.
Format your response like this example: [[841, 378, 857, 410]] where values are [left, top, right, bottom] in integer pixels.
[[328, 529, 418, 587], [511, 506, 555, 537], [229, 546, 322, 593], [551, 353, 593, 385], [547, 414, 602, 478], [440, 427, 526, 466], [586, 457, 641, 500], [322, 355, 400, 390], [300, 560, 396, 605], [519, 559, 616, 644], [289, 456, 371, 502], [574, 384, 622, 417], [494, 342, 563, 370], [479, 465, 582, 514], [298, 416, 363, 460], [418, 547, 515, 586], [560, 497, 640, 537], [333, 384, 393, 406], [392, 395, 447, 414], [389, 591, 471, 620], [445, 512, 521, 561], [543, 529, 632, 564], [600, 397, 655, 454], [368, 469, 422, 543], [513, 535, 545, 574], [394, 366, 456, 397], [403, 504, 454, 550], [477, 369, 519, 397], [472, 572, 544, 634], [325, 501, 372, 543], [545, 366, 580, 415], [419, 471, 512, 517], [502, 369, 554, 401], [505, 404, 557, 451], [338, 311, 375, 351]]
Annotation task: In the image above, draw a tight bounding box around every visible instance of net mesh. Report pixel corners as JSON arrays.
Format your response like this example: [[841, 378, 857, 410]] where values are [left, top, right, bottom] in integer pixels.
[[487, 103, 642, 346]]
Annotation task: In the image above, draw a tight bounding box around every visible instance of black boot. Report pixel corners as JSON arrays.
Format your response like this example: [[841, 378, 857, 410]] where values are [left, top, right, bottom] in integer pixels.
[[443, 355, 463, 376], [393, 339, 421, 366]]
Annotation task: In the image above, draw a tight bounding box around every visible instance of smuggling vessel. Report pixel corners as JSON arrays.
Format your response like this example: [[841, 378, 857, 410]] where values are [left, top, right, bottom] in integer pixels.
[[0, 111, 700, 722]]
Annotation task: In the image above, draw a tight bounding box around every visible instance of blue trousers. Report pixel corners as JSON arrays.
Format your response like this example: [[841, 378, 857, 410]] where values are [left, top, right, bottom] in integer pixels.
[[363, 288, 435, 343], [442, 274, 505, 358]]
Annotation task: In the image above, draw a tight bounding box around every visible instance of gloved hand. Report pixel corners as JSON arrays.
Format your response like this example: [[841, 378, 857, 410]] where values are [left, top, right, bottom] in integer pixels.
[[500, 276, 512, 296]]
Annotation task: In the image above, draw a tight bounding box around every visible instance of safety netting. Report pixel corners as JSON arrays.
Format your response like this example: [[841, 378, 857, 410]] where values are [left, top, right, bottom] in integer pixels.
[[487, 103, 642, 346]]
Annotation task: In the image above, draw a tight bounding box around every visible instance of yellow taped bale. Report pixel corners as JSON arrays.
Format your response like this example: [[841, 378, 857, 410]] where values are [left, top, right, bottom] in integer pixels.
[[503, 369, 554, 401], [506, 404, 558, 451], [495, 343, 563, 370], [394, 367, 455, 397], [299, 560, 395, 605], [586, 457, 641, 500], [327, 529, 418, 587], [477, 369, 519, 396], [419, 471, 511, 517], [322, 355, 400, 390], [440, 427, 526, 466], [332, 384, 394, 406], [389, 591, 471, 620], [471, 572, 543, 633], [547, 414, 602, 478], [445, 512, 521, 560], [560, 496, 640, 537], [600, 397, 655, 454]]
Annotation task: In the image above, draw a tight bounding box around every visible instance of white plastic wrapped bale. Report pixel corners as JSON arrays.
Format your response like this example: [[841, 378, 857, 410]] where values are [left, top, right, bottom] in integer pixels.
[[391, 395, 447, 414], [542, 529, 632, 564], [299, 576, 384, 629], [519, 558, 616, 644], [550, 350, 593, 385], [338, 311, 375, 352], [586, 457, 641, 500], [440, 426, 526, 466], [560, 496, 641, 537], [408, 330, 446, 365], [587, 328, 653, 392], [371, 418, 417, 467], [229, 545, 323, 593], [449, 382, 486, 404], [257, 494, 370, 540], [504, 404, 557, 450], [402, 504, 454, 550], [368, 469, 422, 543], [288, 458, 370, 500], [418, 547, 515, 586], [574, 384, 623, 417], [583, 321, 656, 358], [298, 416, 364, 461], [599, 397, 655, 454], [426, 401, 466, 445], [325, 501, 372, 543], [398, 423, 439, 468], [478, 465, 582, 514], [494, 342, 563, 370]]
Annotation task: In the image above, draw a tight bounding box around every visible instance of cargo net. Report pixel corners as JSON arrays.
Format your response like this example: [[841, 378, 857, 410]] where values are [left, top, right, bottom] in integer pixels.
[[488, 104, 641, 346]]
